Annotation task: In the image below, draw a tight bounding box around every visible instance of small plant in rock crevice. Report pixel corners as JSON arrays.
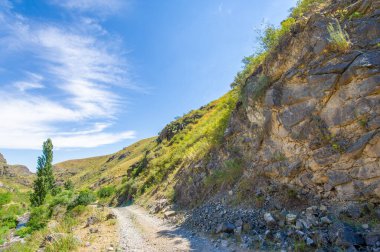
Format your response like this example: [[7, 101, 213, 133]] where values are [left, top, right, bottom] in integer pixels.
[[358, 116, 369, 129], [204, 158, 244, 190], [327, 21, 351, 53], [272, 151, 287, 162]]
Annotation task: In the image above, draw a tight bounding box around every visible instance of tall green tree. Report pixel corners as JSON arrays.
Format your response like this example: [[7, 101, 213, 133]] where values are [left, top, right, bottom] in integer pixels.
[[30, 139, 55, 206], [42, 139, 55, 191]]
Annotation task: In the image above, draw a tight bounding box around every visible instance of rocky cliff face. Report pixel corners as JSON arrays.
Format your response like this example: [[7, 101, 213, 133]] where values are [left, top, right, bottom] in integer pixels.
[[228, 0, 379, 203], [168, 1, 380, 250], [173, 0, 379, 208]]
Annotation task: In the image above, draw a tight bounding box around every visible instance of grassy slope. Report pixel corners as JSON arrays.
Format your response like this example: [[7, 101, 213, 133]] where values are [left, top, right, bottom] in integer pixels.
[[54, 137, 157, 190], [54, 90, 238, 205]]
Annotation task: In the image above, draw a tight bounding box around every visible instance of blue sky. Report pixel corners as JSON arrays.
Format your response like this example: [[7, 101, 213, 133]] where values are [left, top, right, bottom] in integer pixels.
[[0, 0, 297, 171]]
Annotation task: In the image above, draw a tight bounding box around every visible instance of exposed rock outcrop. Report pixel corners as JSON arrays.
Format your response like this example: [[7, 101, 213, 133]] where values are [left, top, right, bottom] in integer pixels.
[[174, 0, 380, 207], [0, 152, 33, 187]]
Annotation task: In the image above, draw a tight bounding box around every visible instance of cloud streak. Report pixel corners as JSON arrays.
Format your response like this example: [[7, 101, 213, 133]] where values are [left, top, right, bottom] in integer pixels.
[[50, 0, 127, 16], [0, 1, 136, 149]]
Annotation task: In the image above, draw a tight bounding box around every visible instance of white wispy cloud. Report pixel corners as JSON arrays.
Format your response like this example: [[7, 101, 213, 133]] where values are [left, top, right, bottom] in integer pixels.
[[0, 1, 136, 149], [50, 0, 127, 16], [13, 72, 44, 91], [53, 131, 136, 148]]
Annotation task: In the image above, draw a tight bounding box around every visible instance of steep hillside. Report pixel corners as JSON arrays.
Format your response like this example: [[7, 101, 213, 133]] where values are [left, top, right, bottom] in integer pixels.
[[54, 91, 237, 205]]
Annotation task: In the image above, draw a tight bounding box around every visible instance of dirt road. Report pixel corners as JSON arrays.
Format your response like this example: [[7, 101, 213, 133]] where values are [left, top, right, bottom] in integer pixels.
[[112, 206, 227, 252]]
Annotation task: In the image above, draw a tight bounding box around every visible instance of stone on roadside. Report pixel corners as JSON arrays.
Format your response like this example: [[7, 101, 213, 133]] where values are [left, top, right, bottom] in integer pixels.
[[264, 213, 276, 228], [89, 228, 98, 233], [106, 213, 117, 220], [215, 223, 235, 234], [164, 210, 176, 218], [320, 205, 327, 212], [365, 232, 380, 246], [320, 216, 332, 225], [306, 237, 314, 246], [221, 240, 229, 247], [295, 219, 303, 230], [86, 216, 100, 227], [286, 214, 297, 224]]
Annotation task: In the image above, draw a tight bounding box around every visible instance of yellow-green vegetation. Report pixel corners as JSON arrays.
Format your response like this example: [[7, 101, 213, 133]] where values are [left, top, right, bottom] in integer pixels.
[[231, 52, 267, 88], [6, 199, 115, 252], [54, 137, 156, 191], [291, 0, 325, 18], [349, 11, 363, 20], [204, 159, 243, 191], [5, 187, 100, 251], [272, 151, 287, 162], [126, 90, 239, 202], [259, 17, 296, 52], [54, 90, 238, 206], [45, 234, 79, 252], [0, 187, 30, 245], [231, 0, 328, 90], [230, 17, 295, 88], [336, 8, 363, 21], [327, 21, 351, 52]]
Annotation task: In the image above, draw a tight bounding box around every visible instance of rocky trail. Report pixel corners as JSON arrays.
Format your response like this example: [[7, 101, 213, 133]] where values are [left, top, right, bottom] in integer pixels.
[[112, 206, 228, 252]]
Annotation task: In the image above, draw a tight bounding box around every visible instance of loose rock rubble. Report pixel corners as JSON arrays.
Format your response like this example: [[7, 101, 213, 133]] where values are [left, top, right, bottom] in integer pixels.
[[181, 200, 380, 251]]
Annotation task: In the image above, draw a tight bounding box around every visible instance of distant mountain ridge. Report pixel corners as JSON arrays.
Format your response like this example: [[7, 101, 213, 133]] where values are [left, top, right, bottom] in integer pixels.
[[0, 153, 34, 188]]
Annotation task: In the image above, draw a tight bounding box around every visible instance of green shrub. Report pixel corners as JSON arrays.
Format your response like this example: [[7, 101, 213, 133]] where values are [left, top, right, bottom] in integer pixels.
[[68, 190, 96, 209], [51, 186, 62, 196], [0, 192, 11, 206], [27, 206, 50, 231], [0, 227, 9, 245], [205, 159, 244, 189], [0, 204, 24, 221], [49, 191, 73, 208], [69, 205, 87, 217], [45, 234, 79, 252], [60, 215, 78, 232], [63, 180, 74, 191], [0, 215, 17, 229], [231, 52, 266, 88], [291, 0, 324, 18], [231, 17, 294, 89], [259, 17, 296, 52], [15, 226, 32, 238], [327, 21, 350, 52], [349, 11, 362, 20], [97, 186, 115, 199]]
